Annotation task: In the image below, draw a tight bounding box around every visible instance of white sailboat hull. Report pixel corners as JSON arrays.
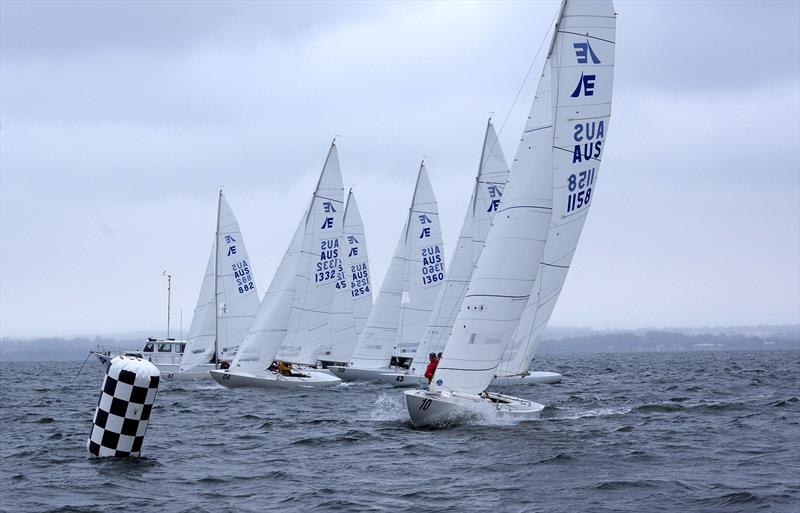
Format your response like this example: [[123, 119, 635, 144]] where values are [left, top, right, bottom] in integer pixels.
[[491, 371, 563, 386], [404, 389, 544, 428], [210, 369, 341, 388], [327, 365, 401, 383]]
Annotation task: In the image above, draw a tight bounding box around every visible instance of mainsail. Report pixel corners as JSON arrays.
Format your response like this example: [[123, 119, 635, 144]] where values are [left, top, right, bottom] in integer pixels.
[[318, 190, 373, 363], [498, 0, 617, 377], [408, 120, 509, 376], [180, 192, 260, 372], [347, 163, 443, 369], [434, 0, 616, 395], [394, 163, 445, 358], [276, 142, 345, 365]]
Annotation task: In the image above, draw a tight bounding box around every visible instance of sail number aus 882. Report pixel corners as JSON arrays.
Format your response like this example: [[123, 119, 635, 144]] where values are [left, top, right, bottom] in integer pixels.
[[566, 167, 596, 213]]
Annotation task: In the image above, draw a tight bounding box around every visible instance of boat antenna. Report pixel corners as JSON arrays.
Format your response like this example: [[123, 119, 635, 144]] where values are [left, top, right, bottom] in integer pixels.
[[162, 270, 172, 339]]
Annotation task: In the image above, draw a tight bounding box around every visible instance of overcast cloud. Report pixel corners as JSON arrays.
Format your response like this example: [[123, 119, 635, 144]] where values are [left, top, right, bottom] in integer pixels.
[[1, 0, 798, 337]]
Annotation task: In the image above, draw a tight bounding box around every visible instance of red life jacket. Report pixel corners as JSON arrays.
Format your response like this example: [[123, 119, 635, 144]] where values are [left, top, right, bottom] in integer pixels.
[[424, 359, 439, 382]]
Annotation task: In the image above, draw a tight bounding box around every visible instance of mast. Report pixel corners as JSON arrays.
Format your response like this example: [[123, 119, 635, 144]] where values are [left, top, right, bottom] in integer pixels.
[[214, 189, 222, 366], [163, 271, 172, 339]]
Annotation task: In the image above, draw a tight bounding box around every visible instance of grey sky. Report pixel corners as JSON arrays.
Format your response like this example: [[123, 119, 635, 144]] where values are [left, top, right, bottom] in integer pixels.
[[1, 0, 798, 337]]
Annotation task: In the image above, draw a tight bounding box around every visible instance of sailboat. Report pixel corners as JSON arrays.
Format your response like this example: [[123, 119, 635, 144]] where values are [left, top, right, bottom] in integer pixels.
[[211, 141, 345, 388], [315, 190, 373, 367], [177, 191, 261, 379], [328, 162, 445, 382], [406, 0, 616, 426], [380, 119, 511, 387]]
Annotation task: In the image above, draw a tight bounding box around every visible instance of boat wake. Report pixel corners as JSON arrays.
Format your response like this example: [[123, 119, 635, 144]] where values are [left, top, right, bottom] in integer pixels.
[[369, 393, 408, 422]]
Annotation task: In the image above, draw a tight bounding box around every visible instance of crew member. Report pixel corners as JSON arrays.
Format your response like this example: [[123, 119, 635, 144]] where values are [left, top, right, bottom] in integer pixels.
[[278, 361, 293, 376], [424, 352, 439, 384]]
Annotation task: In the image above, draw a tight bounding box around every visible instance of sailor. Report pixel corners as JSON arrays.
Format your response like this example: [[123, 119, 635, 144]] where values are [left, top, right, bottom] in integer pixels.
[[424, 352, 439, 384], [278, 361, 293, 376]]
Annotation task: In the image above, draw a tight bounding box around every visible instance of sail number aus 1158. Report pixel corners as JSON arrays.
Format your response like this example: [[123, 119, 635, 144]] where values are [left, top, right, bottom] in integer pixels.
[[566, 167, 596, 214]]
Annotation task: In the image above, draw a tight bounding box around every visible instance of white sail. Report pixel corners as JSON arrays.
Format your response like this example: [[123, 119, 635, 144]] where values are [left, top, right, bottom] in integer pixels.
[[342, 191, 373, 338], [215, 194, 261, 360], [231, 211, 306, 372], [498, 0, 617, 377], [394, 164, 445, 358], [276, 143, 345, 365], [319, 190, 373, 363], [179, 245, 216, 371], [408, 121, 509, 376], [180, 193, 260, 372], [432, 18, 560, 396], [346, 223, 406, 369]]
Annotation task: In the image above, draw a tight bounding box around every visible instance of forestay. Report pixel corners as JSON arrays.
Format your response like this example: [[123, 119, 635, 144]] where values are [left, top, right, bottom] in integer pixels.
[[394, 164, 445, 358], [180, 193, 260, 372], [276, 143, 345, 365], [408, 121, 509, 376], [498, 0, 616, 377]]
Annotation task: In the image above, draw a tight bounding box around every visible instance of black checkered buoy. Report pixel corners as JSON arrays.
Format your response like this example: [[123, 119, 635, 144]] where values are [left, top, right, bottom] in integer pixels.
[[87, 356, 160, 457]]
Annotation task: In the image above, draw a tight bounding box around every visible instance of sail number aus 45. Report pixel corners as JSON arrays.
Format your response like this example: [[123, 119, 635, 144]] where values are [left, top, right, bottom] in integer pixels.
[[566, 167, 596, 213]]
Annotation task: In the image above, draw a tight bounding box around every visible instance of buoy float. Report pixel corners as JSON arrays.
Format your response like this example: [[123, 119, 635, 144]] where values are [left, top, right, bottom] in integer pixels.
[[87, 356, 160, 457]]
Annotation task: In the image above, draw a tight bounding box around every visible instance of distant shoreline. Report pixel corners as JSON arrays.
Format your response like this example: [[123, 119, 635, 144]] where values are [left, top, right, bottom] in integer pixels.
[[2, 326, 797, 362]]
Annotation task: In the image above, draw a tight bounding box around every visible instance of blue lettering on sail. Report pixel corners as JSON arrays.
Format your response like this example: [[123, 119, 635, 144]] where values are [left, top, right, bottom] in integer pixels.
[[321, 217, 334, 229], [419, 227, 431, 238], [573, 40, 601, 64], [315, 239, 340, 282], [232, 260, 254, 293], [347, 235, 359, 244], [570, 72, 596, 98], [420, 245, 444, 285], [419, 214, 432, 224], [227, 246, 237, 256], [566, 168, 596, 213], [224, 235, 236, 244], [323, 201, 336, 213], [348, 247, 359, 257], [349, 262, 371, 297]]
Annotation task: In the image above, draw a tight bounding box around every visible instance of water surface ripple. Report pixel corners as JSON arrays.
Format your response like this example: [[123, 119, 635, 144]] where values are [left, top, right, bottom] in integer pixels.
[[1, 351, 798, 512]]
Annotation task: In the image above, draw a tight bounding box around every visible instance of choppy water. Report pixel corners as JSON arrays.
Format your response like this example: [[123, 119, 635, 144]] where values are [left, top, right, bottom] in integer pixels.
[[1, 351, 799, 512]]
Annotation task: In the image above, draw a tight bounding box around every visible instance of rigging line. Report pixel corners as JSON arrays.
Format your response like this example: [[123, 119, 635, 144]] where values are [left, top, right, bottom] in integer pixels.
[[495, 7, 560, 138]]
